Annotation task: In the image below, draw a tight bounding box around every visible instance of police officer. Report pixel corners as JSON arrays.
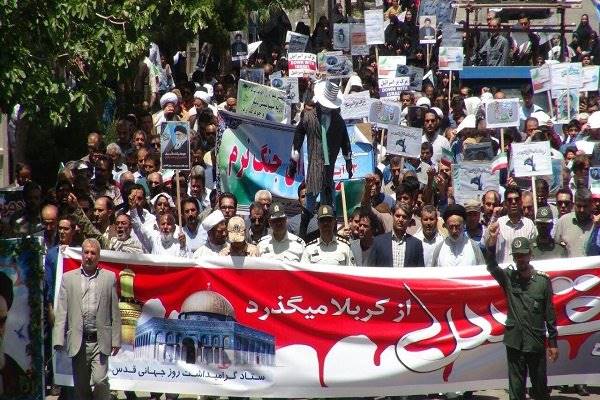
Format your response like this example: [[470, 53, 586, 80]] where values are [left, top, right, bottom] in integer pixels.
[[257, 202, 305, 262], [531, 206, 567, 260], [301, 205, 355, 266], [484, 232, 558, 400]]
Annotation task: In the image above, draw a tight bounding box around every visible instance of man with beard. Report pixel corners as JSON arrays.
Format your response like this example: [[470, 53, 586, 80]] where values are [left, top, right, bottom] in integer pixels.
[[287, 183, 319, 242], [555, 188, 594, 257], [481, 190, 501, 226], [302, 205, 355, 266], [247, 202, 269, 245], [431, 205, 485, 267], [531, 207, 567, 260], [555, 189, 573, 218], [91, 196, 115, 237], [41, 204, 59, 254], [147, 172, 164, 199], [0, 271, 28, 396], [189, 167, 211, 212], [349, 207, 381, 266], [91, 156, 123, 207], [9, 181, 43, 235], [219, 216, 259, 257], [218, 193, 238, 223], [258, 203, 306, 262], [421, 110, 450, 165], [181, 198, 207, 253], [193, 210, 227, 257], [414, 205, 444, 268], [153, 92, 180, 128]]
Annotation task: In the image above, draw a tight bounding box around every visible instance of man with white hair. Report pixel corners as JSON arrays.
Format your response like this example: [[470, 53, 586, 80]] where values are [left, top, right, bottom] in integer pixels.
[[193, 210, 228, 257], [106, 143, 128, 182], [254, 189, 272, 213]]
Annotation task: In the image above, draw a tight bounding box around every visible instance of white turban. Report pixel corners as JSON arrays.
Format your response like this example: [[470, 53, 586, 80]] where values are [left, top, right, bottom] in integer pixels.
[[416, 97, 431, 107], [160, 92, 178, 108], [202, 84, 214, 98], [194, 90, 211, 104]]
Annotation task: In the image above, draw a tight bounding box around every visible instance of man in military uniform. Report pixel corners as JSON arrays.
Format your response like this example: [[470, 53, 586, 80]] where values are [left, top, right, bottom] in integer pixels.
[[219, 216, 259, 257], [258, 202, 305, 262], [532, 206, 567, 260], [301, 205, 355, 266], [484, 232, 558, 400]]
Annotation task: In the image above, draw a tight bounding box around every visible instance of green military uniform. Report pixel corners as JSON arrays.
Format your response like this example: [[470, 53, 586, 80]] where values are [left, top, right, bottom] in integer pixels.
[[531, 240, 567, 260], [484, 237, 557, 400]]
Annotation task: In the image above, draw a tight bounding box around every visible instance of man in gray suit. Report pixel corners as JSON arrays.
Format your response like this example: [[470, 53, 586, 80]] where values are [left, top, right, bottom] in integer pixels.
[[53, 238, 121, 400]]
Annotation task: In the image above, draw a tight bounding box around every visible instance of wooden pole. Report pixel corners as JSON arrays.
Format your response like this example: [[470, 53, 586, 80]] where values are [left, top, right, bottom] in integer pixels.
[[379, 128, 387, 163], [547, 91, 554, 118], [531, 176, 538, 219], [448, 71, 453, 110], [426, 43, 431, 69], [175, 170, 182, 227], [500, 128, 505, 153], [341, 181, 349, 229]]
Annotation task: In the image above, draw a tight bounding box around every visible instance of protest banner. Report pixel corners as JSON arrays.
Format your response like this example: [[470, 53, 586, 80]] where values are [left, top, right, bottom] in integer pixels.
[[317, 52, 353, 79], [590, 167, 600, 194], [555, 89, 579, 124], [511, 141, 552, 177], [287, 31, 309, 53], [368, 100, 402, 126], [452, 162, 499, 204], [550, 63, 583, 90], [341, 91, 372, 120], [270, 76, 300, 104], [240, 68, 265, 84], [288, 53, 317, 77], [530, 64, 551, 94], [230, 30, 249, 61], [160, 121, 191, 170], [484, 99, 520, 129], [237, 79, 287, 123], [350, 23, 369, 55], [377, 56, 407, 79], [0, 238, 44, 398], [386, 126, 422, 158], [441, 23, 462, 47], [378, 77, 410, 101], [0, 186, 24, 223], [365, 9, 385, 45], [55, 247, 600, 396], [396, 65, 424, 91], [333, 23, 351, 51], [582, 66, 600, 92], [418, 15, 437, 44], [216, 111, 373, 206], [438, 47, 464, 71]]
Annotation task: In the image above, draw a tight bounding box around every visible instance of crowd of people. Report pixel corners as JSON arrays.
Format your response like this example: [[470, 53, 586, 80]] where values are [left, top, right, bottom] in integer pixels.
[[4, 1, 600, 399]]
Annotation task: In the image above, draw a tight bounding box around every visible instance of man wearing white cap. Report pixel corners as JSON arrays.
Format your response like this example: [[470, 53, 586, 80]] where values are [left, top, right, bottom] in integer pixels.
[[153, 91, 180, 128], [288, 80, 353, 239], [188, 90, 217, 132], [193, 210, 228, 258]]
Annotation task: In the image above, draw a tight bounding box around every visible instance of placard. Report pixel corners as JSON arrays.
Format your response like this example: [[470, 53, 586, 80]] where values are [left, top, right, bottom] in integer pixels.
[[237, 79, 287, 122], [441, 23, 462, 47], [484, 99, 520, 128], [555, 89, 579, 124], [270, 76, 300, 104], [160, 121, 191, 170], [287, 31, 310, 53], [590, 167, 600, 194], [452, 162, 500, 204], [418, 0, 455, 25], [396, 65, 424, 91], [511, 141, 552, 177], [333, 23, 351, 51], [377, 56, 407, 79], [438, 47, 464, 71], [317, 52, 353, 78], [463, 142, 494, 161], [368, 100, 401, 126], [288, 53, 317, 77], [550, 63, 583, 90], [378, 77, 410, 101], [386, 126, 422, 158], [240, 68, 265, 84], [230, 30, 249, 61], [341, 91, 372, 120], [582, 66, 600, 92], [419, 15, 437, 44], [530, 65, 551, 94], [350, 23, 370, 55], [365, 9, 385, 45]]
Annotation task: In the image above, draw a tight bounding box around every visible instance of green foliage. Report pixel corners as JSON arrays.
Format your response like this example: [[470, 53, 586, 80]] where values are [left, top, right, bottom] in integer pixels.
[[0, 0, 300, 128]]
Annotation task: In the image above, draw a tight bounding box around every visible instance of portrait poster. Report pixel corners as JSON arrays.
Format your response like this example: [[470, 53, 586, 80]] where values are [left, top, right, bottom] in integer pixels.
[[368, 100, 401, 127], [582, 66, 600, 92], [196, 42, 213, 73], [418, 0, 455, 25], [511, 141, 552, 177], [452, 162, 499, 205], [341, 91, 372, 120], [555, 89, 579, 124], [377, 56, 407, 79], [287, 31, 310, 53], [240, 68, 265, 85], [419, 15, 437, 44], [333, 23, 351, 51], [350, 23, 370, 55], [317, 52, 354, 79], [230, 30, 249, 62], [364, 9, 385, 45], [0, 238, 44, 399], [0, 186, 24, 225], [386, 126, 422, 158], [484, 99, 520, 128], [288, 53, 317, 77], [550, 63, 583, 90], [530, 65, 551, 94], [270, 76, 300, 104], [396, 65, 424, 91], [441, 23, 462, 47], [590, 167, 600, 194], [160, 121, 191, 170], [237, 79, 287, 123], [438, 47, 464, 71]]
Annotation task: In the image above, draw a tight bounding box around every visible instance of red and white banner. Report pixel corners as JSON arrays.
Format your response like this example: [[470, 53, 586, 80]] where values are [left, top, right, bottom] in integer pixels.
[[55, 248, 600, 397]]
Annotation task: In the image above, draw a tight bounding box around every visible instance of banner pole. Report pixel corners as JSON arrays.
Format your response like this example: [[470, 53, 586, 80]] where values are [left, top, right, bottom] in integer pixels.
[[379, 128, 386, 163], [341, 181, 349, 229], [175, 170, 182, 227], [531, 176, 538, 218], [547, 90, 554, 118], [448, 70, 452, 110], [500, 128, 505, 153], [566, 89, 571, 121], [426, 44, 431, 69]]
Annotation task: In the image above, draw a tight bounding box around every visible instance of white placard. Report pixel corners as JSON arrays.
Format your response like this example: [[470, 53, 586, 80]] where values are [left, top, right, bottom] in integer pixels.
[[452, 162, 500, 205], [341, 91, 372, 120], [582, 66, 600, 92], [590, 167, 600, 194], [530, 65, 551, 94], [287, 52, 317, 77], [484, 99, 520, 128], [377, 56, 407, 79], [287, 31, 309, 53], [368, 100, 401, 127], [378, 77, 410, 101], [365, 9, 385, 45], [550, 63, 583, 90], [438, 47, 464, 71], [333, 23, 351, 51], [270, 76, 299, 104], [386, 126, 422, 158], [350, 23, 370, 55], [511, 141, 552, 177]]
